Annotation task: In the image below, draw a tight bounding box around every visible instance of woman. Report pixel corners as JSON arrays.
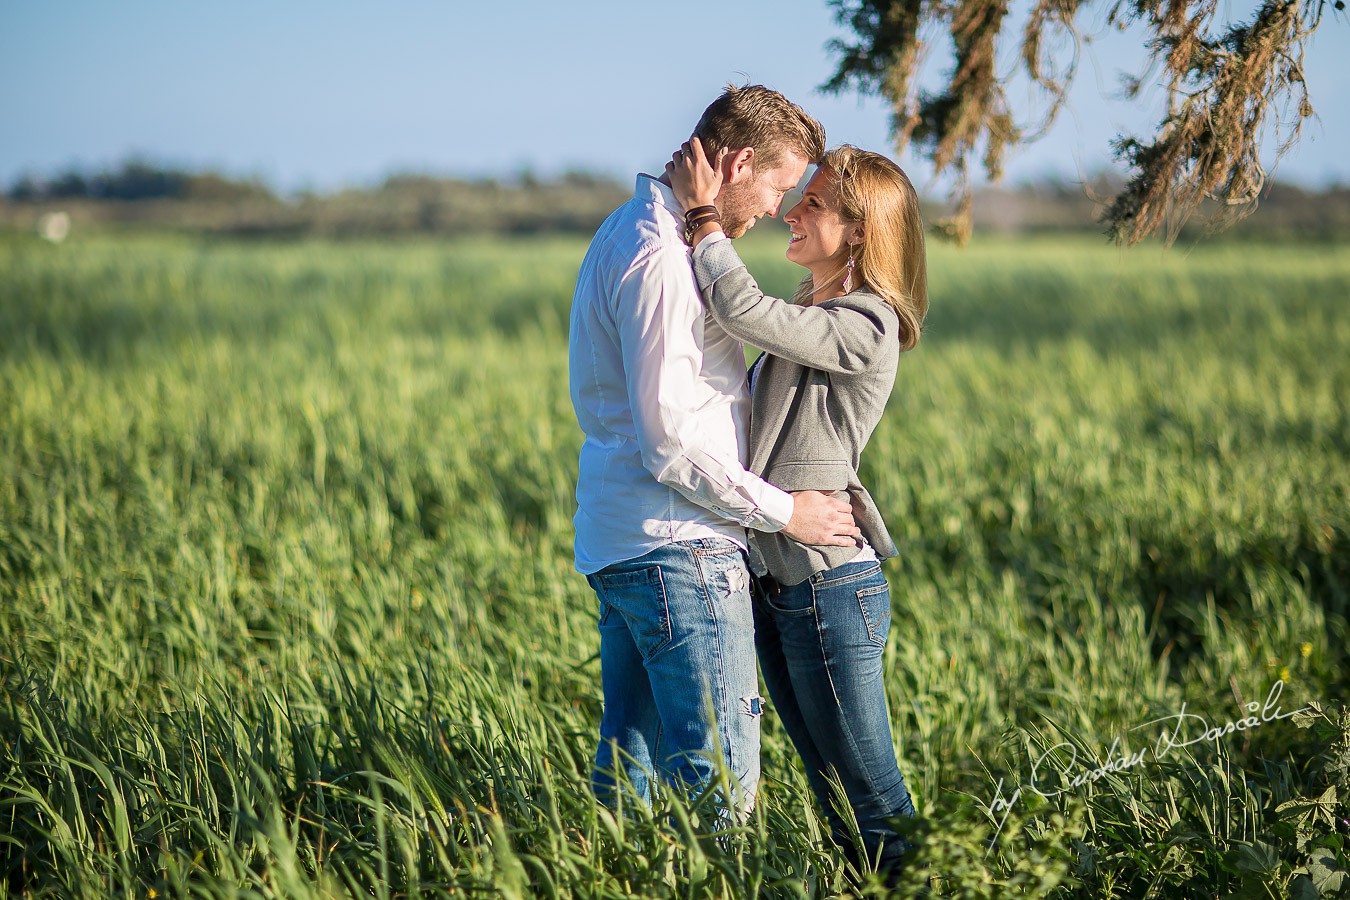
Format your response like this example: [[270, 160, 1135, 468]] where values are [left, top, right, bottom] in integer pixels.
[[667, 138, 928, 882]]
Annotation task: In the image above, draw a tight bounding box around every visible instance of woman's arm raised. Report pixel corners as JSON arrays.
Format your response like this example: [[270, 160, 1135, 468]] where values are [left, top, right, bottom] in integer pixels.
[[668, 138, 895, 375]]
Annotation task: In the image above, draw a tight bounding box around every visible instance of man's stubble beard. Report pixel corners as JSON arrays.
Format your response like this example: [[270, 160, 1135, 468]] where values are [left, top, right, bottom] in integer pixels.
[[716, 178, 757, 239]]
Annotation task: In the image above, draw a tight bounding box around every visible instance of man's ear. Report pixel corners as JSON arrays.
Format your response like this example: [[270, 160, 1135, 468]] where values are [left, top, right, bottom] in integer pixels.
[[722, 147, 755, 184]]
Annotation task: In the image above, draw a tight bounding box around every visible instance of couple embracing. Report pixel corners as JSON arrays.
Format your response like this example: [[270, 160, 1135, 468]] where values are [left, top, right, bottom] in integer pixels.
[[568, 84, 928, 883]]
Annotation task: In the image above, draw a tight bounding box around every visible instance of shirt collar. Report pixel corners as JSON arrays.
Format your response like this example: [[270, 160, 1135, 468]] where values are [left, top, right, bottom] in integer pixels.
[[635, 173, 681, 221]]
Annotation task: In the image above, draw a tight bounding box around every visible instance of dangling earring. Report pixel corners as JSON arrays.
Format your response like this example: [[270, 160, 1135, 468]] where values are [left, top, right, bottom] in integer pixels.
[[842, 251, 856, 293]]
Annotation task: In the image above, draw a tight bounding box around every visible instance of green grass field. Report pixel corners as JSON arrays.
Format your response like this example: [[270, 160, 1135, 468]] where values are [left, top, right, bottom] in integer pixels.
[[1, 230, 1347, 898]]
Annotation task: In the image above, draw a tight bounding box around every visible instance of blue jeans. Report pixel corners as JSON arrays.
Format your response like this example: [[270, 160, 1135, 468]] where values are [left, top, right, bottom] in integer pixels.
[[586, 538, 761, 814], [754, 560, 916, 878]]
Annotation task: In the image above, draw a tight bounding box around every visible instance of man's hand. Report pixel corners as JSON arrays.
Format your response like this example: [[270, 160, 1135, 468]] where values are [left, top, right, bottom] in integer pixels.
[[782, 490, 860, 547]]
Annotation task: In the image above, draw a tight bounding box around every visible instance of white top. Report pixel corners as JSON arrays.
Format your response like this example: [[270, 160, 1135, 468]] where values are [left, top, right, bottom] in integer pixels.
[[568, 175, 794, 575]]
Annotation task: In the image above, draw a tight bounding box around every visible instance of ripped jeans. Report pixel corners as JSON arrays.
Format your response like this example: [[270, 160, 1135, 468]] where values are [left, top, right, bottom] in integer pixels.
[[587, 538, 761, 815]]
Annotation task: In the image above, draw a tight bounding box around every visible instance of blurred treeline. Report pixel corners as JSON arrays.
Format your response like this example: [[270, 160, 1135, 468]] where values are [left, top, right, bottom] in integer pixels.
[[1, 161, 629, 238], [4, 158, 1349, 241]]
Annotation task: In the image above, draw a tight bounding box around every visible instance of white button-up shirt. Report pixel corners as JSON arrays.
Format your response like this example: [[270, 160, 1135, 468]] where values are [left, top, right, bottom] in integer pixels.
[[568, 175, 794, 574]]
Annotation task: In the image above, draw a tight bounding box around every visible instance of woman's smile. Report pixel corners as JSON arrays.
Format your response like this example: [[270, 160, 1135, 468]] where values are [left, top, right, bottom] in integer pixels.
[[783, 168, 856, 278]]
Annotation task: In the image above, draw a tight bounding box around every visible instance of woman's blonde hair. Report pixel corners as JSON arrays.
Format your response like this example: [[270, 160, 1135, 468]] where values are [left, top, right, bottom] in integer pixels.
[[791, 145, 928, 351]]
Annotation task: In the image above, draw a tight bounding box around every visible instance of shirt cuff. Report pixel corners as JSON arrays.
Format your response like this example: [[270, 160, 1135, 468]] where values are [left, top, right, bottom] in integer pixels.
[[752, 484, 794, 533]]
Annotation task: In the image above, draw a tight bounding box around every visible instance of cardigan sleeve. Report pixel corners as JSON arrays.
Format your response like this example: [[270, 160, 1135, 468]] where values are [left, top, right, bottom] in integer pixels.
[[691, 236, 897, 374]]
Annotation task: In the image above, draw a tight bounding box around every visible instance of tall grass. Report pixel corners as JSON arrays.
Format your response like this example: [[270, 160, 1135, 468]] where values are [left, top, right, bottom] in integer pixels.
[[1, 231, 1347, 897]]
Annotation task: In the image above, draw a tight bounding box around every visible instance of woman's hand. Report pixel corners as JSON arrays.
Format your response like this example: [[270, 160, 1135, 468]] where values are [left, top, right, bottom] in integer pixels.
[[665, 136, 726, 214]]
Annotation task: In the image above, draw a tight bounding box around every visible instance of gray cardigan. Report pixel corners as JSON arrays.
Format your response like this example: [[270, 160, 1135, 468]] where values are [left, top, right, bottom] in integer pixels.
[[693, 238, 902, 585]]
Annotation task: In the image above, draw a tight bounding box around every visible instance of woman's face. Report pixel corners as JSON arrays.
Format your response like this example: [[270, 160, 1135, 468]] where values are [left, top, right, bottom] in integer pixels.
[[783, 167, 858, 273]]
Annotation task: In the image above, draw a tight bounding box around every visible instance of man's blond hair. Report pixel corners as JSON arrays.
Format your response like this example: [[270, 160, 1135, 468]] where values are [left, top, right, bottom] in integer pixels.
[[693, 84, 826, 170]]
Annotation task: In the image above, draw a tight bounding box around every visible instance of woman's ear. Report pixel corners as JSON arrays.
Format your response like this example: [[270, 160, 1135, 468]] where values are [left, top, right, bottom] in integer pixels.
[[848, 224, 865, 247]]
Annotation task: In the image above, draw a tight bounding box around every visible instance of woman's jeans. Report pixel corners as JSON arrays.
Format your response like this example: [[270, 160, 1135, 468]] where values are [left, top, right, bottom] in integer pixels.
[[754, 560, 916, 876], [586, 538, 761, 816]]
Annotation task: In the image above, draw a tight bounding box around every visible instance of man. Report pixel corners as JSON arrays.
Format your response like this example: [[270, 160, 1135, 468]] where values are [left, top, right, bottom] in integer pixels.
[[568, 85, 859, 814]]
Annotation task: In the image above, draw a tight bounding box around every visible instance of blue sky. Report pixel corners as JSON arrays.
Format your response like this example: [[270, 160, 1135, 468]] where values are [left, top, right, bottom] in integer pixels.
[[3, 1, 1346, 193]]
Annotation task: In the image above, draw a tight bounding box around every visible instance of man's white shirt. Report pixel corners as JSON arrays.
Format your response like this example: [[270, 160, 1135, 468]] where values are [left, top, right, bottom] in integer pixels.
[[568, 175, 794, 574]]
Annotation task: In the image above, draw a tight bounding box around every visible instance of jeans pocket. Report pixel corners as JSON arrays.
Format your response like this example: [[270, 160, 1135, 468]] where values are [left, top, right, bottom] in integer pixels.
[[593, 565, 672, 655], [586, 575, 608, 625], [692, 541, 741, 559], [814, 562, 883, 589], [763, 580, 814, 618], [856, 583, 891, 646]]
